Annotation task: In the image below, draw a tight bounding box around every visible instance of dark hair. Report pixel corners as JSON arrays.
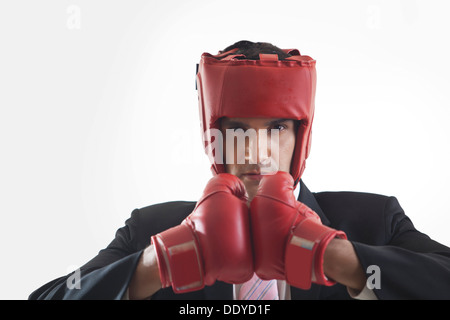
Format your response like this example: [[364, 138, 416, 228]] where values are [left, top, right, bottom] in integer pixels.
[[221, 40, 291, 60]]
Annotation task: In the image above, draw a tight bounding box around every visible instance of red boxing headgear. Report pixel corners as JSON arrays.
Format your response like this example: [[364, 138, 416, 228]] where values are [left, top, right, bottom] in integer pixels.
[[196, 47, 316, 187]]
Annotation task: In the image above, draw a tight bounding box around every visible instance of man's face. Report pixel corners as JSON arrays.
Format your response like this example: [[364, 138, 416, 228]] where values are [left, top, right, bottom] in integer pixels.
[[220, 117, 297, 201]]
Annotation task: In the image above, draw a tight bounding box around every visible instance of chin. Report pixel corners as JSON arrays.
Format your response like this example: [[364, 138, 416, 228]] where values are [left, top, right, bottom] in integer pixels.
[[244, 184, 258, 201]]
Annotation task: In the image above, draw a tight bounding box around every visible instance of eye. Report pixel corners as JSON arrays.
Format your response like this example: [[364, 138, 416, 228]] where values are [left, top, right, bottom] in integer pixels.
[[228, 127, 245, 132], [272, 124, 287, 131]]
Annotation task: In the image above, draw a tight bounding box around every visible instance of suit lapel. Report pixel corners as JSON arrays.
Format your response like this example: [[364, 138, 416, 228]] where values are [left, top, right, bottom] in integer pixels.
[[298, 179, 330, 226]]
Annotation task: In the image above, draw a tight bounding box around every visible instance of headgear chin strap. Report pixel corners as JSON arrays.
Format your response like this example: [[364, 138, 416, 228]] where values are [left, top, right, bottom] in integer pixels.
[[196, 47, 316, 188]]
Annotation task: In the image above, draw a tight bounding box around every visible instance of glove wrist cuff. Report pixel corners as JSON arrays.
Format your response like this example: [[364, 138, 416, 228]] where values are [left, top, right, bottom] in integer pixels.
[[285, 218, 347, 289], [150, 224, 204, 293]]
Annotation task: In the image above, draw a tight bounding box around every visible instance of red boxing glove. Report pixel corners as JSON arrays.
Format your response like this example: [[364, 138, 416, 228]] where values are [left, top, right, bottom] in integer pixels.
[[250, 171, 347, 290], [151, 173, 253, 293]]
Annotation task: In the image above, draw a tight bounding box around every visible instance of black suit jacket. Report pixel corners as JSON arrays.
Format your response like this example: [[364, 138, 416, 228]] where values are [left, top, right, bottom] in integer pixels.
[[29, 181, 450, 300]]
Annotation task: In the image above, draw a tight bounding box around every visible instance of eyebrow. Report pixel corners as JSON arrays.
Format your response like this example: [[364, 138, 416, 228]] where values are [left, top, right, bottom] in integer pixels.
[[222, 118, 291, 128], [264, 118, 291, 126]]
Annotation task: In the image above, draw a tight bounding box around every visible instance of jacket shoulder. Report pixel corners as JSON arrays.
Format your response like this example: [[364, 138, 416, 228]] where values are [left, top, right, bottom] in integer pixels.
[[137, 200, 196, 228], [312, 190, 401, 245], [313, 190, 392, 213], [126, 201, 196, 250]]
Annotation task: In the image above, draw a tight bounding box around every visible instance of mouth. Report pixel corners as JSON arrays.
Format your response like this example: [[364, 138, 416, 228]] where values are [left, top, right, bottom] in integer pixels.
[[241, 171, 264, 181]]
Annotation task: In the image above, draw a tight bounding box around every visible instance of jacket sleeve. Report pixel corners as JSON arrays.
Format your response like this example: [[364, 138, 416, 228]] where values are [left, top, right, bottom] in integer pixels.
[[29, 209, 144, 300], [351, 196, 450, 299]]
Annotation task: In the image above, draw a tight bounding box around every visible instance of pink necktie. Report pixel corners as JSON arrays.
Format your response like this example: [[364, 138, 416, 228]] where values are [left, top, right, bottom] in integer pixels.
[[238, 273, 279, 300]]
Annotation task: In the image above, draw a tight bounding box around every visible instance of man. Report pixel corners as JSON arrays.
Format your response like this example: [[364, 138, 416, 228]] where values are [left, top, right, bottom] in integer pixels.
[[29, 41, 450, 300]]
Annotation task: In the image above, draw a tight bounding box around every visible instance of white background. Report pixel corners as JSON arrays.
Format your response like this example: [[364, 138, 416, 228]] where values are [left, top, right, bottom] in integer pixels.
[[1, 0, 449, 300]]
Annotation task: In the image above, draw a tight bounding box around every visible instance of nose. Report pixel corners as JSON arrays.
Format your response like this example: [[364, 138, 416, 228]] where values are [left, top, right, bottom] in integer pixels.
[[244, 129, 278, 168], [245, 131, 259, 164]]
